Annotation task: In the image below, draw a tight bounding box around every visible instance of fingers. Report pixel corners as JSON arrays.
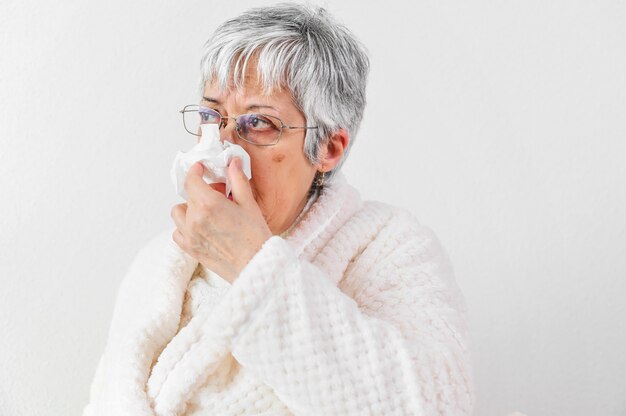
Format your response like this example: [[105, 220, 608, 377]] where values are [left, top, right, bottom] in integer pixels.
[[171, 203, 187, 230], [172, 228, 186, 248], [171, 203, 188, 248], [184, 162, 220, 204], [227, 157, 254, 207], [209, 182, 227, 195]]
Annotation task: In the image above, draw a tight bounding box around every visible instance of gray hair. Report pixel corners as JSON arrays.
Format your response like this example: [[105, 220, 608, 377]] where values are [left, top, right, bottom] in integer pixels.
[[198, 2, 370, 185]]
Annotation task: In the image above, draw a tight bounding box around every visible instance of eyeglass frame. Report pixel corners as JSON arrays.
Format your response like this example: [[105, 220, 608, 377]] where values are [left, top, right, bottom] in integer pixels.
[[179, 104, 319, 146]]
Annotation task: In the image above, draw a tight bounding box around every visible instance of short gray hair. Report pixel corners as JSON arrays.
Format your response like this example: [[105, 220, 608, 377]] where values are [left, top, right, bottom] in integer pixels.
[[198, 2, 370, 185]]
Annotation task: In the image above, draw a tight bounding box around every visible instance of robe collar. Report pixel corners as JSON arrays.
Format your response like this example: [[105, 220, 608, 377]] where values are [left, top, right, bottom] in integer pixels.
[[106, 172, 363, 415]]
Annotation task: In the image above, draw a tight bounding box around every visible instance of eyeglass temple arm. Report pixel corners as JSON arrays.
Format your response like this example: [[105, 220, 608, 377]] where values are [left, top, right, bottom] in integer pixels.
[[180, 107, 202, 113]]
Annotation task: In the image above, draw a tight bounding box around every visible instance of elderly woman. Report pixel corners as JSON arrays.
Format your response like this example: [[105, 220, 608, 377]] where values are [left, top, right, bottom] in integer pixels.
[[83, 3, 474, 416]]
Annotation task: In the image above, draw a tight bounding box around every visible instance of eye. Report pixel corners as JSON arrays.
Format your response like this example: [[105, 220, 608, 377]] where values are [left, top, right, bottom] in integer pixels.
[[199, 108, 221, 124], [246, 114, 278, 130]]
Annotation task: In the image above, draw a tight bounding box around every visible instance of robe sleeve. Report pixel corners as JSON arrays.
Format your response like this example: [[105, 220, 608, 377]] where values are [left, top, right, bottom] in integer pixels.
[[218, 218, 474, 415]]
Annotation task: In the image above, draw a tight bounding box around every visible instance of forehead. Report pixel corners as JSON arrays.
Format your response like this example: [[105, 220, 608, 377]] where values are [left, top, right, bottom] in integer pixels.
[[202, 82, 289, 110], [202, 79, 295, 113], [203, 75, 264, 97], [203, 55, 292, 103]]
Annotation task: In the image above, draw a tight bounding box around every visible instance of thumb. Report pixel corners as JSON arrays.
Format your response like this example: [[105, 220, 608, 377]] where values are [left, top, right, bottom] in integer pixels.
[[184, 161, 208, 200], [191, 161, 204, 174], [227, 157, 254, 206]]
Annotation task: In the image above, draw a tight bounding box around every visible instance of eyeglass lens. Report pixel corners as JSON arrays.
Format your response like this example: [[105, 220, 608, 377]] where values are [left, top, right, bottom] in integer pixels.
[[184, 106, 282, 145]]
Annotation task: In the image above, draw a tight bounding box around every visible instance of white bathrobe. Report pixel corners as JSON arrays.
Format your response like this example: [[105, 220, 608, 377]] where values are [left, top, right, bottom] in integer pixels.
[[82, 172, 474, 415]]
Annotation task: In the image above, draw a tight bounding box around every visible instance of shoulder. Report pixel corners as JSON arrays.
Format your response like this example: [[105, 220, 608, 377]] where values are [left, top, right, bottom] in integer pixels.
[[345, 199, 445, 254], [134, 227, 180, 261], [340, 199, 457, 290], [123, 227, 198, 276], [340, 201, 469, 331], [108, 227, 197, 326]]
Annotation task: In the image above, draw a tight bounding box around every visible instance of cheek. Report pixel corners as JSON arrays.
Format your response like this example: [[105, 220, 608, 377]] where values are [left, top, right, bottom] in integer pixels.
[[250, 150, 287, 175], [248, 147, 307, 190], [251, 152, 293, 196], [272, 153, 286, 163], [244, 150, 283, 194], [253, 152, 288, 188]]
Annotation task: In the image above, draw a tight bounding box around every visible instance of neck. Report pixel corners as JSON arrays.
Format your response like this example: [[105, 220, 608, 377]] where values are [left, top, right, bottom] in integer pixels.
[[274, 186, 318, 237]]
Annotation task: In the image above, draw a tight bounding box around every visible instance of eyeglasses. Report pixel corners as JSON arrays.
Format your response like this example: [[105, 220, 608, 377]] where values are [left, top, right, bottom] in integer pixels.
[[179, 104, 318, 146]]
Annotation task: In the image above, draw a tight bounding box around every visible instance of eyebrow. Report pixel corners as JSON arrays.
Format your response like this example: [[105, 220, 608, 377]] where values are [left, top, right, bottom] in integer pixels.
[[202, 96, 278, 112]]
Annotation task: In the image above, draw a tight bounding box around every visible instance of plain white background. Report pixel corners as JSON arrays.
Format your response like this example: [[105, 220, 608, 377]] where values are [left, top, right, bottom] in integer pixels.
[[1, 1, 625, 415]]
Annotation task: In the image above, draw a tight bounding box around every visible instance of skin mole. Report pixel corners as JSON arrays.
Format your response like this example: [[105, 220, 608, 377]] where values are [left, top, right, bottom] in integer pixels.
[[272, 153, 286, 163]]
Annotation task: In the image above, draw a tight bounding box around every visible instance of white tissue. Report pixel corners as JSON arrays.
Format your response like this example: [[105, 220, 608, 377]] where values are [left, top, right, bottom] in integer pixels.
[[170, 123, 252, 200]]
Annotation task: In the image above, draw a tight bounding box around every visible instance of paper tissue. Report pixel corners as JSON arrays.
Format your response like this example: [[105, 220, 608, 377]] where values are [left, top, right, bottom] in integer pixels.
[[170, 123, 252, 200]]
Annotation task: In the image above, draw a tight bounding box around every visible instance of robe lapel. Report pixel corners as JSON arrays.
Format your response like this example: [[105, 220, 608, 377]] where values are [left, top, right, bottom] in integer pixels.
[[112, 172, 363, 415], [107, 230, 198, 415]]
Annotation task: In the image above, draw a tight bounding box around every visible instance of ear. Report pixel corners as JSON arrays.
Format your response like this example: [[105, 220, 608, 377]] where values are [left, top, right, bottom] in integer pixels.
[[317, 128, 349, 171]]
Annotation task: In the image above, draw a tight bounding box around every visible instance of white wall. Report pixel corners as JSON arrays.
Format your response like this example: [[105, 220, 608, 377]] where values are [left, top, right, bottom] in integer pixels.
[[1, 1, 625, 415]]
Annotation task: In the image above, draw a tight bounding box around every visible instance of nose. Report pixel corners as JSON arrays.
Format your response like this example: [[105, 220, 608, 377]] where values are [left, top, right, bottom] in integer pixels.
[[219, 118, 238, 145]]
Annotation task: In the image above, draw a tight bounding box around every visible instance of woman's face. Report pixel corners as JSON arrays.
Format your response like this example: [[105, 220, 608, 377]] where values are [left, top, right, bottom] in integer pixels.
[[200, 71, 318, 236]]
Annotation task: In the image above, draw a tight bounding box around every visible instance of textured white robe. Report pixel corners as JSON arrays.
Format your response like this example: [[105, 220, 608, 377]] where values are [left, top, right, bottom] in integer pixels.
[[83, 173, 474, 415]]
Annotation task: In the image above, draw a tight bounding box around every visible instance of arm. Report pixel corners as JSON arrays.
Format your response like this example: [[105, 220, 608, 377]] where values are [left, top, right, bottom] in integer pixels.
[[225, 216, 474, 415]]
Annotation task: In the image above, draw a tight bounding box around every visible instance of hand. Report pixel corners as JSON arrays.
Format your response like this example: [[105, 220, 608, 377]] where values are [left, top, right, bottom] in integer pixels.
[[171, 159, 272, 283]]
